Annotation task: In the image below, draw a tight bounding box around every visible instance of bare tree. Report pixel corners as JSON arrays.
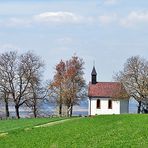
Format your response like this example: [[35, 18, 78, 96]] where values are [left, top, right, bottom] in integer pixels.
[[25, 80, 47, 118], [0, 90, 10, 118], [0, 51, 44, 118], [114, 56, 148, 113], [0, 51, 17, 117], [0, 71, 10, 118]]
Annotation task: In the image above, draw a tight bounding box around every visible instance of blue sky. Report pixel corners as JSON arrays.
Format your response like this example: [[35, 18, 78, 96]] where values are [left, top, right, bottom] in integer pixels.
[[0, 0, 148, 83]]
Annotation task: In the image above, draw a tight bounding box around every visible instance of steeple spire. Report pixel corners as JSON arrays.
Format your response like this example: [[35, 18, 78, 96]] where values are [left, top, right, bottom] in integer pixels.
[[91, 66, 97, 84]]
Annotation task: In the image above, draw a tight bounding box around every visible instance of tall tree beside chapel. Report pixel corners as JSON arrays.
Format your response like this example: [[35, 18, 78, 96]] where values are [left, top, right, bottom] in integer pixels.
[[49, 55, 86, 116], [64, 56, 86, 116], [114, 56, 148, 113], [49, 60, 66, 116]]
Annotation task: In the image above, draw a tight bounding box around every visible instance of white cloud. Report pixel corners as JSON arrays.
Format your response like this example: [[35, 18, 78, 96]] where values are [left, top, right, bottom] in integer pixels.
[[99, 13, 117, 25], [104, 0, 118, 5], [34, 11, 83, 24], [3, 10, 148, 28], [0, 11, 86, 28], [120, 11, 148, 27]]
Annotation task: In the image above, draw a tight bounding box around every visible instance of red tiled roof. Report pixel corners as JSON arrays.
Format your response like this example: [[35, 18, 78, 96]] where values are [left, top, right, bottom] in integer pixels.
[[88, 82, 127, 98]]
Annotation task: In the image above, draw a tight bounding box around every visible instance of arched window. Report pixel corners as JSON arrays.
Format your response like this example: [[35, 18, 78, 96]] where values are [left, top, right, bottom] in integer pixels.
[[108, 100, 112, 109], [96, 99, 101, 109]]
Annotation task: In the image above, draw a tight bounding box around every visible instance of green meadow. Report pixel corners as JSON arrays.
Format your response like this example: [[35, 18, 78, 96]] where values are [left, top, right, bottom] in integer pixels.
[[0, 117, 65, 133], [0, 114, 148, 148]]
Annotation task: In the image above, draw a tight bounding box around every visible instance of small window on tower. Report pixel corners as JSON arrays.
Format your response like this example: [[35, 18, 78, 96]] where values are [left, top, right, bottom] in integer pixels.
[[108, 100, 112, 109], [96, 99, 101, 109]]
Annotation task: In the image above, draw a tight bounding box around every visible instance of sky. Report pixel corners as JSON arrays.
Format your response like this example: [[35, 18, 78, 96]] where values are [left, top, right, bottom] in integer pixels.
[[0, 0, 148, 83]]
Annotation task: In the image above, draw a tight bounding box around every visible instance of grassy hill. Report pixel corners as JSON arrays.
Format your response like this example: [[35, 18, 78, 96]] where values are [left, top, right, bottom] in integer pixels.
[[0, 114, 148, 148], [0, 117, 66, 133]]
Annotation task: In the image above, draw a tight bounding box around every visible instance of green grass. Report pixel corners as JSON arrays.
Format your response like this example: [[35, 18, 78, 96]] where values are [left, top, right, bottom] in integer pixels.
[[0, 114, 148, 148], [0, 117, 65, 133]]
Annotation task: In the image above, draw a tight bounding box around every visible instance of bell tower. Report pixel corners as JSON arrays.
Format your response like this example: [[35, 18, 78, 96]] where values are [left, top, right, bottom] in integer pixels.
[[91, 66, 97, 84]]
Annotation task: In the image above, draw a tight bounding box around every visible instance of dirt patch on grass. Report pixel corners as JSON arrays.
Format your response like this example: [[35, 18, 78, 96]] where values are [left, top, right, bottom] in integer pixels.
[[0, 132, 8, 138], [34, 118, 78, 128]]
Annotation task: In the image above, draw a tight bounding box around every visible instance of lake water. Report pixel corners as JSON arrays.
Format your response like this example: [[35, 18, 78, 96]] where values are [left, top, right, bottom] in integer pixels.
[[0, 99, 138, 118], [39, 98, 138, 116]]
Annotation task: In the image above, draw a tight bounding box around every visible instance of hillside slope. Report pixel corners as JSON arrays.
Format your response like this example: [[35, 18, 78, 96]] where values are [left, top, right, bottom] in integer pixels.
[[0, 115, 148, 148]]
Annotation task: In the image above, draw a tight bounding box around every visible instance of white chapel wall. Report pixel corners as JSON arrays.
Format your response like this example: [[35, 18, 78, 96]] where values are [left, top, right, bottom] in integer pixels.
[[90, 98, 120, 115]]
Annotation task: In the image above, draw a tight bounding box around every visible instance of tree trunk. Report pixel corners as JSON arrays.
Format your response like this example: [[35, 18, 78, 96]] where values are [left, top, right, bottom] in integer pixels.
[[137, 101, 141, 114], [59, 104, 62, 117], [33, 105, 37, 118], [33, 110, 37, 118], [4, 98, 9, 118], [59, 86, 62, 117], [70, 105, 73, 117], [67, 106, 70, 117], [15, 105, 20, 119]]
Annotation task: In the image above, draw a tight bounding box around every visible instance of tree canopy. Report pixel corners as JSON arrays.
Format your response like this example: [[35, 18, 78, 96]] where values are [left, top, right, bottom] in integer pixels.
[[114, 56, 148, 113], [0, 51, 44, 118], [49, 55, 86, 117]]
